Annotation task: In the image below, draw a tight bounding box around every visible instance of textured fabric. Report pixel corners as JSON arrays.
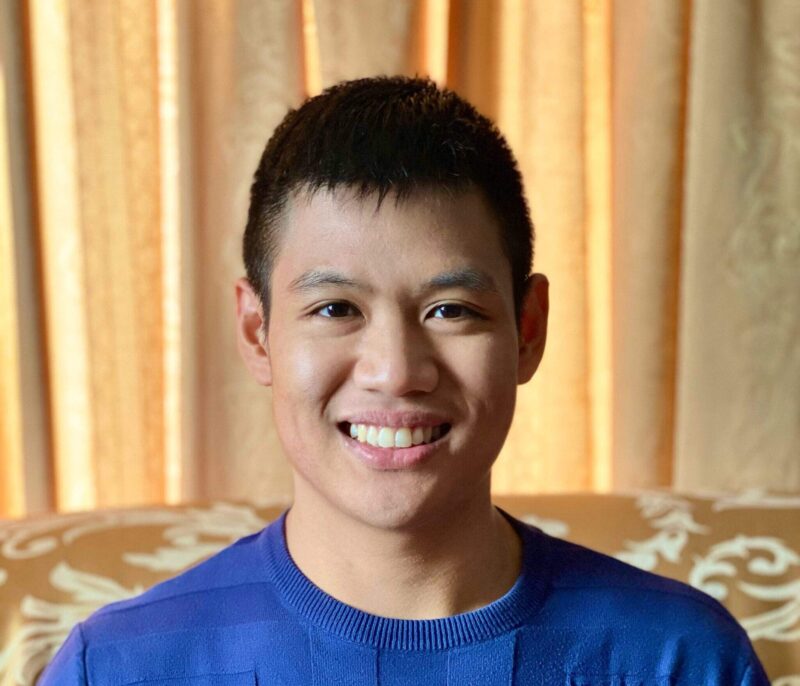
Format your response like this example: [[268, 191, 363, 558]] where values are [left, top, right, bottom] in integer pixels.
[[37, 509, 769, 685]]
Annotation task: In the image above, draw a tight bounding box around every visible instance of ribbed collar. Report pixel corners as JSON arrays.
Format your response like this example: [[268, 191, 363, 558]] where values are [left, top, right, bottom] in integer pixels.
[[259, 507, 552, 651]]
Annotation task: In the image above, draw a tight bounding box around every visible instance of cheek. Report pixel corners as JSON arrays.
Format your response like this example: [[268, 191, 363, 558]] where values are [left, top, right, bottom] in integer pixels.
[[269, 338, 343, 478], [457, 335, 519, 437], [271, 334, 349, 419], [456, 334, 517, 393]]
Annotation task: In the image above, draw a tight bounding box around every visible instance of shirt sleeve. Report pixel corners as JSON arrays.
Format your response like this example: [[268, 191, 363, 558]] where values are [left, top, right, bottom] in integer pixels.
[[37, 623, 87, 685], [738, 636, 771, 686], [741, 662, 771, 686]]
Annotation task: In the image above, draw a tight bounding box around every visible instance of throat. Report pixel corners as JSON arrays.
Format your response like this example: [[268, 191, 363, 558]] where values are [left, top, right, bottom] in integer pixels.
[[284, 500, 522, 620]]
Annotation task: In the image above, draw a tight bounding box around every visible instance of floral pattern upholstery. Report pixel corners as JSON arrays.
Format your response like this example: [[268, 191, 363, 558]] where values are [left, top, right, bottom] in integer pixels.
[[1, 491, 798, 685]]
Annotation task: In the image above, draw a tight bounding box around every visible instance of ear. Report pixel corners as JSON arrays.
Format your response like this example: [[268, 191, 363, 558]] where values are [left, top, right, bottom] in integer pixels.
[[235, 277, 273, 386], [517, 273, 549, 384]]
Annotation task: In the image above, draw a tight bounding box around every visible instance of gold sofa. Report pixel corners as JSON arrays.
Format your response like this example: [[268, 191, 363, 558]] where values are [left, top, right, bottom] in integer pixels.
[[1, 491, 798, 685]]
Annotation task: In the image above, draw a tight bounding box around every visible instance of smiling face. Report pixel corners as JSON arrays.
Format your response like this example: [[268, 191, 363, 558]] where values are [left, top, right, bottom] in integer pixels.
[[236, 186, 548, 532]]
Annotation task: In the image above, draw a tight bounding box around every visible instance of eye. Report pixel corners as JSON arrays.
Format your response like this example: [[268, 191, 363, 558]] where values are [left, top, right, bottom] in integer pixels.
[[313, 302, 358, 318], [429, 303, 480, 320]]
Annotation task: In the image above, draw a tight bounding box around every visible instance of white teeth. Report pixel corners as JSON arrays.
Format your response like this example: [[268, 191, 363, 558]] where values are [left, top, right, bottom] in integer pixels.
[[367, 426, 379, 446], [345, 423, 447, 448], [395, 428, 413, 448], [378, 427, 394, 448]]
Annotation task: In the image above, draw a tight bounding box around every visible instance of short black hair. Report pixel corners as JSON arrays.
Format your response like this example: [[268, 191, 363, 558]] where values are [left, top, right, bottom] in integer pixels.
[[243, 75, 534, 329]]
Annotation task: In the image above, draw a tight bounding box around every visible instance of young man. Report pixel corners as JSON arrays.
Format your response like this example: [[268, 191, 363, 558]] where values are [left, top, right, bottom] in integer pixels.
[[41, 76, 768, 685]]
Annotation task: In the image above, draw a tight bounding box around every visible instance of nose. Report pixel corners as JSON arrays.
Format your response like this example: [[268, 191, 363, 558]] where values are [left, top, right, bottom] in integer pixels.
[[353, 315, 439, 396]]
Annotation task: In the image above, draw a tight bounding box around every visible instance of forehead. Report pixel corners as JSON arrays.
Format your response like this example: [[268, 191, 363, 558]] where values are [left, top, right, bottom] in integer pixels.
[[272, 186, 512, 291]]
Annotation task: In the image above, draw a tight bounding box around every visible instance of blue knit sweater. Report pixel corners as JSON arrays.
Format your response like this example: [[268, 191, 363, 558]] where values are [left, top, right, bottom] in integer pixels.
[[40, 509, 769, 685]]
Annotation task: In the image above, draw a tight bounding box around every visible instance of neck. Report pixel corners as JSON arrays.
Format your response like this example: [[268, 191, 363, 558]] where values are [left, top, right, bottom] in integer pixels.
[[284, 487, 522, 620]]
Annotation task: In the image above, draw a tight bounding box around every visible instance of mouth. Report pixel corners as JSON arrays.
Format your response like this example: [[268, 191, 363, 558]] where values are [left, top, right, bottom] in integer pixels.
[[337, 421, 452, 449]]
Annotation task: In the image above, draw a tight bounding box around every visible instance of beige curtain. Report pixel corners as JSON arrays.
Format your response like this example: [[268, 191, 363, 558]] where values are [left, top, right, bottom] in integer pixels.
[[1, 0, 798, 518]]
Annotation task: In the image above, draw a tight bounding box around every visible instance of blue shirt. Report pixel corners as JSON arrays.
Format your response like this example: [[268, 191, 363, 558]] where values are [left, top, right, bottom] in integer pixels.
[[40, 509, 769, 685]]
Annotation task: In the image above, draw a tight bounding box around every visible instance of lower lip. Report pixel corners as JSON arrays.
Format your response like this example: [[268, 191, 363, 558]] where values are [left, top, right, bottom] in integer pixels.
[[339, 428, 448, 470]]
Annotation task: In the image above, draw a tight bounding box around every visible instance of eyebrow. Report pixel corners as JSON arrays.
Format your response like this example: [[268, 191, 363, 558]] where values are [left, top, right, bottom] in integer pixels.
[[288, 267, 500, 296]]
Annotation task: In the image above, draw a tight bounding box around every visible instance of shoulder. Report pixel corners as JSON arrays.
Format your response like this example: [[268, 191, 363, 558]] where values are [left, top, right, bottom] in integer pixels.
[[509, 524, 770, 682], [80, 521, 292, 645], [38, 525, 288, 684], [523, 527, 767, 681], [40, 518, 314, 683], [38, 623, 87, 685], [543, 531, 738, 629]]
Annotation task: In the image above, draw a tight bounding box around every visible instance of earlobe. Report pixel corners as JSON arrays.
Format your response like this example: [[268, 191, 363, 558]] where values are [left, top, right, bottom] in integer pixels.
[[517, 274, 549, 384], [234, 277, 273, 386]]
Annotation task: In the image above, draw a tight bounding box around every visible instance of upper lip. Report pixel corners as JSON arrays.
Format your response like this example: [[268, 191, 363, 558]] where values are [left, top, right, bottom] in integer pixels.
[[338, 410, 452, 428]]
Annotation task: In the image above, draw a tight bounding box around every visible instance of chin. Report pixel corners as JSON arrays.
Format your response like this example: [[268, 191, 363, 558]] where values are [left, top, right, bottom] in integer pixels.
[[335, 480, 465, 533], [361, 503, 430, 531]]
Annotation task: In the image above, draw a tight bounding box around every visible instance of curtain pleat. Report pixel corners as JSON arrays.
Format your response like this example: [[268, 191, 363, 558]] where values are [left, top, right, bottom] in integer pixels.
[[0, 44, 25, 516], [69, 0, 165, 508], [313, 0, 415, 88], [0, 0, 52, 517], [27, 0, 96, 512], [190, 0, 304, 505], [156, 0, 186, 505], [612, 0, 689, 489], [675, 0, 800, 491], [1, 0, 798, 517], [583, 0, 614, 492]]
